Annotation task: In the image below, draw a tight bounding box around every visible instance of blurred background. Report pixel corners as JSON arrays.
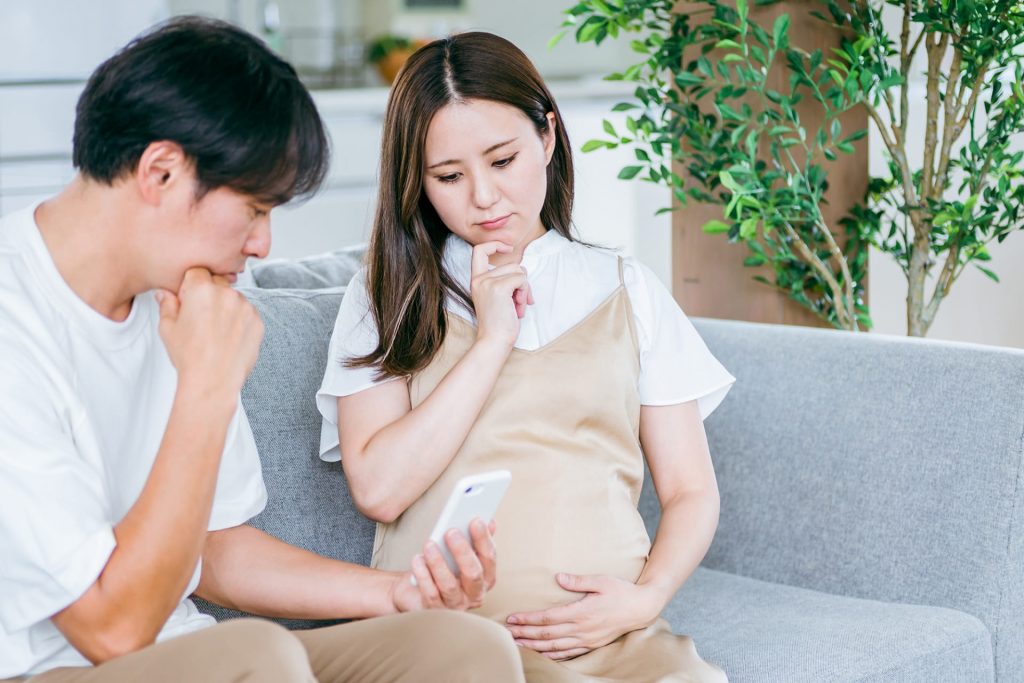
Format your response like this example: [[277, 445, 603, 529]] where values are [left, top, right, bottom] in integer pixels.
[[1, 0, 1020, 347]]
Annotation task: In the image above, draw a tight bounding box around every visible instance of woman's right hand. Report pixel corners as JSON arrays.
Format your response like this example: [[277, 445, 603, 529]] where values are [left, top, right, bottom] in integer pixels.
[[470, 241, 533, 349]]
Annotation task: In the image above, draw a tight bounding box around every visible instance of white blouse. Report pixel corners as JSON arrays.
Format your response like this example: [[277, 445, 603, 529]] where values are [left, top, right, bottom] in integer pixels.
[[316, 230, 735, 462]]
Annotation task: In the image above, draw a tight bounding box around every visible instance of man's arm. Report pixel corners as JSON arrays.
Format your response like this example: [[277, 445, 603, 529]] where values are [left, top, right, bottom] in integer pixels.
[[50, 270, 264, 663], [196, 521, 498, 619]]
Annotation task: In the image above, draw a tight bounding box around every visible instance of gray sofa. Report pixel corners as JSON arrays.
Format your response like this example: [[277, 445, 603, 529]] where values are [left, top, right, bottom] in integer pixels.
[[199, 248, 1024, 682]]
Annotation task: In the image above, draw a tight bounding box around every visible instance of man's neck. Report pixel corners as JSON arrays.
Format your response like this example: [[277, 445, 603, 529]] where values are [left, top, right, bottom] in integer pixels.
[[34, 177, 145, 322]]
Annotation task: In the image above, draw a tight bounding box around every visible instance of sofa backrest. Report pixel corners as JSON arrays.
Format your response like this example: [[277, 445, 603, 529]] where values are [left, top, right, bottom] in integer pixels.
[[641, 318, 1023, 682], [194, 285, 373, 629]]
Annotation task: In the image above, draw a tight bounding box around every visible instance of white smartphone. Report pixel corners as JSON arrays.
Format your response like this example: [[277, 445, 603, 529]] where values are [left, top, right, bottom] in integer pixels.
[[413, 470, 511, 581]]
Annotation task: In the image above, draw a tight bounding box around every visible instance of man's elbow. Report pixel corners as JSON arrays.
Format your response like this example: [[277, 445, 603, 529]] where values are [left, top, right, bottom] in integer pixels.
[[78, 621, 157, 665]]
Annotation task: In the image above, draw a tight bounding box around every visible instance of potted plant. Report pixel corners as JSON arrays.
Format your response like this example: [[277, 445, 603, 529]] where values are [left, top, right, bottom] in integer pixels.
[[367, 34, 425, 84], [555, 0, 1024, 336]]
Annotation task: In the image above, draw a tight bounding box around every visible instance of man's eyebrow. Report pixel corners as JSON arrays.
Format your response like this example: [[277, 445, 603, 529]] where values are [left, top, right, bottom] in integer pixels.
[[427, 138, 519, 169]]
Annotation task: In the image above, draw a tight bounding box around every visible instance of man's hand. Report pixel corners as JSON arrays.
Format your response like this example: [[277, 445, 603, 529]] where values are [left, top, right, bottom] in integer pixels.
[[505, 574, 662, 660], [156, 268, 263, 400], [390, 519, 497, 612]]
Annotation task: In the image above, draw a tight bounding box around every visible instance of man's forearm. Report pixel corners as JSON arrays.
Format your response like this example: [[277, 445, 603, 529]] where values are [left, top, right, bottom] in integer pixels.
[[52, 385, 236, 661], [197, 524, 400, 620]]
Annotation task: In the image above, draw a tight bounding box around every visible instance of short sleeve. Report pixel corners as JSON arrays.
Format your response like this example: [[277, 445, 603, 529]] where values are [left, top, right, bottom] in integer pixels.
[[624, 260, 736, 417], [315, 268, 402, 462], [207, 401, 267, 531], [0, 342, 115, 634]]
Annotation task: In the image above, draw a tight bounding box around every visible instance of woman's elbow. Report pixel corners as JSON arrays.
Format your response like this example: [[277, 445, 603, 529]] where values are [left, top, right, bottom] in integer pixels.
[[346, 473, 403, 523]]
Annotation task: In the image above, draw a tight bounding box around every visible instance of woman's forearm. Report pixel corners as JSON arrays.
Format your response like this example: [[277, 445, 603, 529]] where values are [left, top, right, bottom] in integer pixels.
[[636, 486, 720, 609], [340, 336, 511, 521]]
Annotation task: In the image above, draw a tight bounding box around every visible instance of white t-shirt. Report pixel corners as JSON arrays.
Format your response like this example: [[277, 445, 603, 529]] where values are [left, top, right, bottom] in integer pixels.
[[0, 204, 268, 678], [316, 230, 736, 462]]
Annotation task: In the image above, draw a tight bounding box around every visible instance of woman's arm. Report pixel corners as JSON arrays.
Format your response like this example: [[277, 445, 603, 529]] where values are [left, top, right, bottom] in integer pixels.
[[506, 400, 719, 660], [633, 400, 720, 604], [338, 241, 532, 522]]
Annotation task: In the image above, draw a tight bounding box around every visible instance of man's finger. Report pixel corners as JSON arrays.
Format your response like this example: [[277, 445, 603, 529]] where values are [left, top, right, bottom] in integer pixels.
[[156, 289, 180, 322], [423, 542, 463, 607], [444, 529, 485, 601], [410, 554, 440, 607]]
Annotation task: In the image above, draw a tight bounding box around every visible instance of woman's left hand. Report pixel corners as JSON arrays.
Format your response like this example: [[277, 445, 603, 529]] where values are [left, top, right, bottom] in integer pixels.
[[505, 573, 663, 660]]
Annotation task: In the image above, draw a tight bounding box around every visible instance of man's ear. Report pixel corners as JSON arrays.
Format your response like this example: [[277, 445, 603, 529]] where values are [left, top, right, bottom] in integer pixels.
[[135, 141, 189, 206], [543, 111, 557, 166]]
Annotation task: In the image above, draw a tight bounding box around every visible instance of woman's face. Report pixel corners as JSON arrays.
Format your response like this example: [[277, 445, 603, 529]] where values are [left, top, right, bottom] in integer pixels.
[[422, 98, 555, 261]]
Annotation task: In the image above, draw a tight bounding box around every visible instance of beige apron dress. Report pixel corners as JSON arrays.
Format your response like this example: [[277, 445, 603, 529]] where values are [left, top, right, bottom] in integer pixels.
[[372, 258, 727, 682]]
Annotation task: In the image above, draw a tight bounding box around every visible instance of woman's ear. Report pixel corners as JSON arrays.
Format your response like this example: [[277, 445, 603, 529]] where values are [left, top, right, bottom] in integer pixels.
[[135, 140, 189, 206], [543, 111, 557, 165]]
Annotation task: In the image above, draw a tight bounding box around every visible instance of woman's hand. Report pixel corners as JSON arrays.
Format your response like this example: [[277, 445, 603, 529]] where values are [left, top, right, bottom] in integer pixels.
[[390, 519, 498, 612], [505, 573, 664, 660], [470, 241, 533, 349]]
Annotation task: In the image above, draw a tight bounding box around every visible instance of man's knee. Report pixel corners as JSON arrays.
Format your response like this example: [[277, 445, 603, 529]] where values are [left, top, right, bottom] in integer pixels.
[[409, 611, 523, 682], [219, 619, 314, 682]]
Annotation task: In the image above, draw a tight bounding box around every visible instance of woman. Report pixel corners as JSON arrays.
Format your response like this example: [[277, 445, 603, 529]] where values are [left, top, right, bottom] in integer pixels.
[[316, 32, 734, 682]]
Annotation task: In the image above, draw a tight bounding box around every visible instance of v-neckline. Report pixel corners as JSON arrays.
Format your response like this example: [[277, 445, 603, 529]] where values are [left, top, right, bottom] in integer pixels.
[[447, 285, 626, 357]]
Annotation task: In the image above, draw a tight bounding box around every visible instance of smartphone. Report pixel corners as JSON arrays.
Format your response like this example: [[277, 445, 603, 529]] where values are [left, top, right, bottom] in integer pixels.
[[413, 469, 511, 581]]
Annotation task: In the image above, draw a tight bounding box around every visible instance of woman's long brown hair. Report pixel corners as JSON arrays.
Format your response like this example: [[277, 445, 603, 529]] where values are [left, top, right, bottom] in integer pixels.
[[349, 32, 575, 378]]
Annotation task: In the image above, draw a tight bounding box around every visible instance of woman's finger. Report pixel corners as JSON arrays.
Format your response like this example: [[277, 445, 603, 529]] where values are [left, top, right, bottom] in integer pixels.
[[507, 622, 578, 641], [542, 648, 590, 661], [471, 241, 512, 278], [514, 636, 582, 653]]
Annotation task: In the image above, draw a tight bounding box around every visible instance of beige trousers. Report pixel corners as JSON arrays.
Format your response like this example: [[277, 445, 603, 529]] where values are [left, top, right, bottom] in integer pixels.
[[8, 612, 524, 683]]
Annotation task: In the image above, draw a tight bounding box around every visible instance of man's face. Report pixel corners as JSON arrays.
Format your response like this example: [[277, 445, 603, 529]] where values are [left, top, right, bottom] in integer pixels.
[[154, 175, 273, 290]]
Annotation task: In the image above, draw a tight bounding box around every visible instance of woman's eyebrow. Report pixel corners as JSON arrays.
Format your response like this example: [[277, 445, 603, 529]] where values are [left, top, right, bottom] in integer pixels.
[[427, 137, 519, 169]]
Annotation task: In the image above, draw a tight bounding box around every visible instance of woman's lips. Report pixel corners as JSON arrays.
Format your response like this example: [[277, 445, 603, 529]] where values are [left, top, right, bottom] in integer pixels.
[[477, 214, 511, 230]]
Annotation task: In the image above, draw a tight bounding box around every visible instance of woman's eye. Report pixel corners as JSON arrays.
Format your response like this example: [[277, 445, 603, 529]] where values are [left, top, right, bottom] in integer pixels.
[[438, 173, 461, 184], [494, 153, 517, 168]]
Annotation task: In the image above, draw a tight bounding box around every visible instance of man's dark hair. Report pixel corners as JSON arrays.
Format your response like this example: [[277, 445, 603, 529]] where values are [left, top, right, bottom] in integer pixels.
[[73, 16, 329, 204]]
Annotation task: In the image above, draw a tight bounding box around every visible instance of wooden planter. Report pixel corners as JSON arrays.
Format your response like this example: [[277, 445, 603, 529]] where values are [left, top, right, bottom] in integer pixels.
[[672, 0, 868, 327]]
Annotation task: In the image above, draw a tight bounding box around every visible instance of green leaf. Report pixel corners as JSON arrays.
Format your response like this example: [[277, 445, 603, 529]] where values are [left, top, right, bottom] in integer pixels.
[[548, 30, 568, 50], [740, 217, 759, 239], [716, 39, 743, 50], [720, 171, 741, 191], [603, 119, 617, 137], [581, 139, 607, 153], [702, 219, 731, 234], [744, 254, 767, 266], [618, 165, 644, 180], [772, 15, 790, 48], [976, 265, 1000, 283]]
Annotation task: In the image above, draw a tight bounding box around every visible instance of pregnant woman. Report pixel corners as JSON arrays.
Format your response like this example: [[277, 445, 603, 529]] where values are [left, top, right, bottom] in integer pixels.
[[316, 32, 734, 682]]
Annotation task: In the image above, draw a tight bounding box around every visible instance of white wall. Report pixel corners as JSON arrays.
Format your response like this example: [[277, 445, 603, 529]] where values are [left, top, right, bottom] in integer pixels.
[[867, 5, 1024, 347]]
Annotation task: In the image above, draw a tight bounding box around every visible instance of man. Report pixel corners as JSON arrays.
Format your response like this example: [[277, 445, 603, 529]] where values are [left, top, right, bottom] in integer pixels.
[[0, 17, 522, 683]]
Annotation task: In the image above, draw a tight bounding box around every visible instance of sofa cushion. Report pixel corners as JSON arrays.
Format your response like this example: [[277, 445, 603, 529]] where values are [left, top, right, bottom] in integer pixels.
[[671, 567, 994, 683], [251, 245, 365, 290], [195, 286, 375, 629]]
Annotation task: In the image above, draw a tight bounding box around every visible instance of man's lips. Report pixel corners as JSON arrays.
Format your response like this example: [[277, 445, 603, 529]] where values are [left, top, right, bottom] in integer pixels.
[[477, 214, 511, 230]]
